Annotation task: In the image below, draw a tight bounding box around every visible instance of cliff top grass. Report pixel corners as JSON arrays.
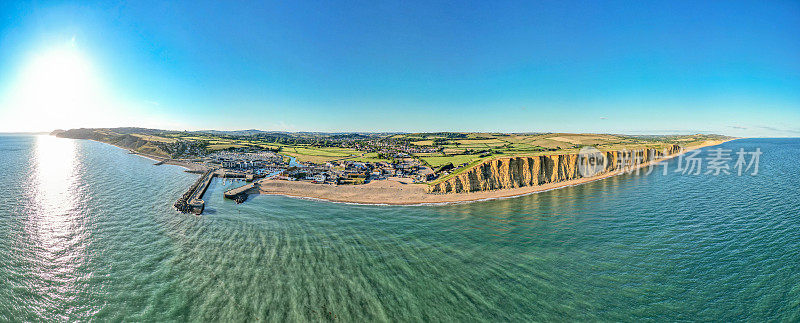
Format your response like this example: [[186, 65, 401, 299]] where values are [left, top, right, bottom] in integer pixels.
[[423, 133, 734, 185]]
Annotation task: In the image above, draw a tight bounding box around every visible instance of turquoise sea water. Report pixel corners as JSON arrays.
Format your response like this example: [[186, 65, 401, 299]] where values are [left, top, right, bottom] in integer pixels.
[[1, 135, 798, 321]]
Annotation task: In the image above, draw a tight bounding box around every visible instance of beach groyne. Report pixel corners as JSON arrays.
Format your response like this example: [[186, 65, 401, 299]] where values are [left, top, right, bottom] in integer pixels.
[[428, 145, 682, 194]]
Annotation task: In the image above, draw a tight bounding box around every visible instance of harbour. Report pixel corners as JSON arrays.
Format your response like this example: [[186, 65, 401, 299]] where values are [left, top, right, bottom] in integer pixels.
[[173, 168, 266, 214]]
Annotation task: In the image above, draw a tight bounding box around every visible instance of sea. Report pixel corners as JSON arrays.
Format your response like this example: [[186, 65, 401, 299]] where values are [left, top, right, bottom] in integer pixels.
[[0, 134, 798, 321]]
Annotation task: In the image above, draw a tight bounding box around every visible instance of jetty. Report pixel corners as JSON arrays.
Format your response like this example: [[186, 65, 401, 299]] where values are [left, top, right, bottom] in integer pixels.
[[174, 169, 215, 214], [224, 183, 256, 204]]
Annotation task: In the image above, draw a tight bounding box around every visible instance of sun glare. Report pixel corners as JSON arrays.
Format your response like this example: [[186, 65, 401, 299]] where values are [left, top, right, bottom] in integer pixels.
[[2, 44, 118, 131]]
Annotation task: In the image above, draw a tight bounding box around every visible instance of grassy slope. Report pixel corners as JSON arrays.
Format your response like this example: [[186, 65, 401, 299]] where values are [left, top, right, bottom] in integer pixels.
[[424, 134, 731, 185]]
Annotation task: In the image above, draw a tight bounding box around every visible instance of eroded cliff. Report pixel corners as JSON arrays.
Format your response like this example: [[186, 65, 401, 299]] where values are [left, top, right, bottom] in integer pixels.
[[428, 145, 682, 194]]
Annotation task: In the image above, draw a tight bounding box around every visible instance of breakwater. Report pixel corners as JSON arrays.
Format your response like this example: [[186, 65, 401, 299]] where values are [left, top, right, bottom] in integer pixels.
[[174, 169, 214, 214], [224, 183, 256, 203]]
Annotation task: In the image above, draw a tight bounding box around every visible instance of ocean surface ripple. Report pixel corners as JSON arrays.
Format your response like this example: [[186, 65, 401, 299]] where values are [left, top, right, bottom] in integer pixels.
[[0, 135, 798, 321]]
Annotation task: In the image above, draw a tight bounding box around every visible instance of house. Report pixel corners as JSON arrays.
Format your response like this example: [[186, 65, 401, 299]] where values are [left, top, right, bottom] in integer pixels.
[[346, 162, 368, 171], [312, 174, 326, 183]]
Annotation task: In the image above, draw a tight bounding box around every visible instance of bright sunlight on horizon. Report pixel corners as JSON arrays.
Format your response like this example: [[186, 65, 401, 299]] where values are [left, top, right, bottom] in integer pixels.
[[0, 39, 129, 132]]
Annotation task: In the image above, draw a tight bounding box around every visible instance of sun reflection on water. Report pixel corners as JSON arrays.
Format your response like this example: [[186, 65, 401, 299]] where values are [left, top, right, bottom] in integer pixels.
[[33, 135, 77, 214], [23, 135, 89, 316]]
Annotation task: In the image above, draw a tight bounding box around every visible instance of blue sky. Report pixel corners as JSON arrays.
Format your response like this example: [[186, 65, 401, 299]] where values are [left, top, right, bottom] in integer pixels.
[[0, 1, 798, 136]]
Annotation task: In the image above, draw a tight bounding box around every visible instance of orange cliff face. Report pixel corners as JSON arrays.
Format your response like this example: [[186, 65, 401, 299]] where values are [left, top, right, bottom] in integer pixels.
[[427, 145, 682, 194]]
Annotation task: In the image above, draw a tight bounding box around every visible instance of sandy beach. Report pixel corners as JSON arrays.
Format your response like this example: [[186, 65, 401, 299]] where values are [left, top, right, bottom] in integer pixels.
[[256, 139, 735, 205]]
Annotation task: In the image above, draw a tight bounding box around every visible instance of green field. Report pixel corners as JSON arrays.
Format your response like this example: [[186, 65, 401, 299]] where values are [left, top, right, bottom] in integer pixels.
[[281, 146, 362, 163], [345, 153, 387, 163], [419, 155, 483, 168]]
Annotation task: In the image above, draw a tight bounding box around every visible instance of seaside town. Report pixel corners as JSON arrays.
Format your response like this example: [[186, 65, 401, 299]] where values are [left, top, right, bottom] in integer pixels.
[[206, 149, 437, 185], [52, 128, 733, 213], [170, 144, 440, 214]]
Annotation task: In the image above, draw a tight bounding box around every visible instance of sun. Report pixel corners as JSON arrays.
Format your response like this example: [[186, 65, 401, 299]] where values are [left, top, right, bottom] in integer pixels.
[[1, 42, 117, 132], [20, 48, 97, 109]]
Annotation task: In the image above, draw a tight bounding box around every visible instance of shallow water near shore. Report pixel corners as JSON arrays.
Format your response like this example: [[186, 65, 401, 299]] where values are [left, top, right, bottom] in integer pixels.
[[1, 134, 799, 321]]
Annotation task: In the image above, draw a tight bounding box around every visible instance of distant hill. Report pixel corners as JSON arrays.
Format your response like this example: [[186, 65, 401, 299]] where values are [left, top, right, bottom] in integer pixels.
[[54, 128, 175, 158], [199, 129, 273, 136]]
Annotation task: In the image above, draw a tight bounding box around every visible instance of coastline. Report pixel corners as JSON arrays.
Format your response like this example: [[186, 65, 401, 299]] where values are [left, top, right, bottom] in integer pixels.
[[119, 147, 208, 173], [138, 153, 208, 173], [58, 134, 736, 206], [256, 139, 736, 205], [61, 136, 209, 173]]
